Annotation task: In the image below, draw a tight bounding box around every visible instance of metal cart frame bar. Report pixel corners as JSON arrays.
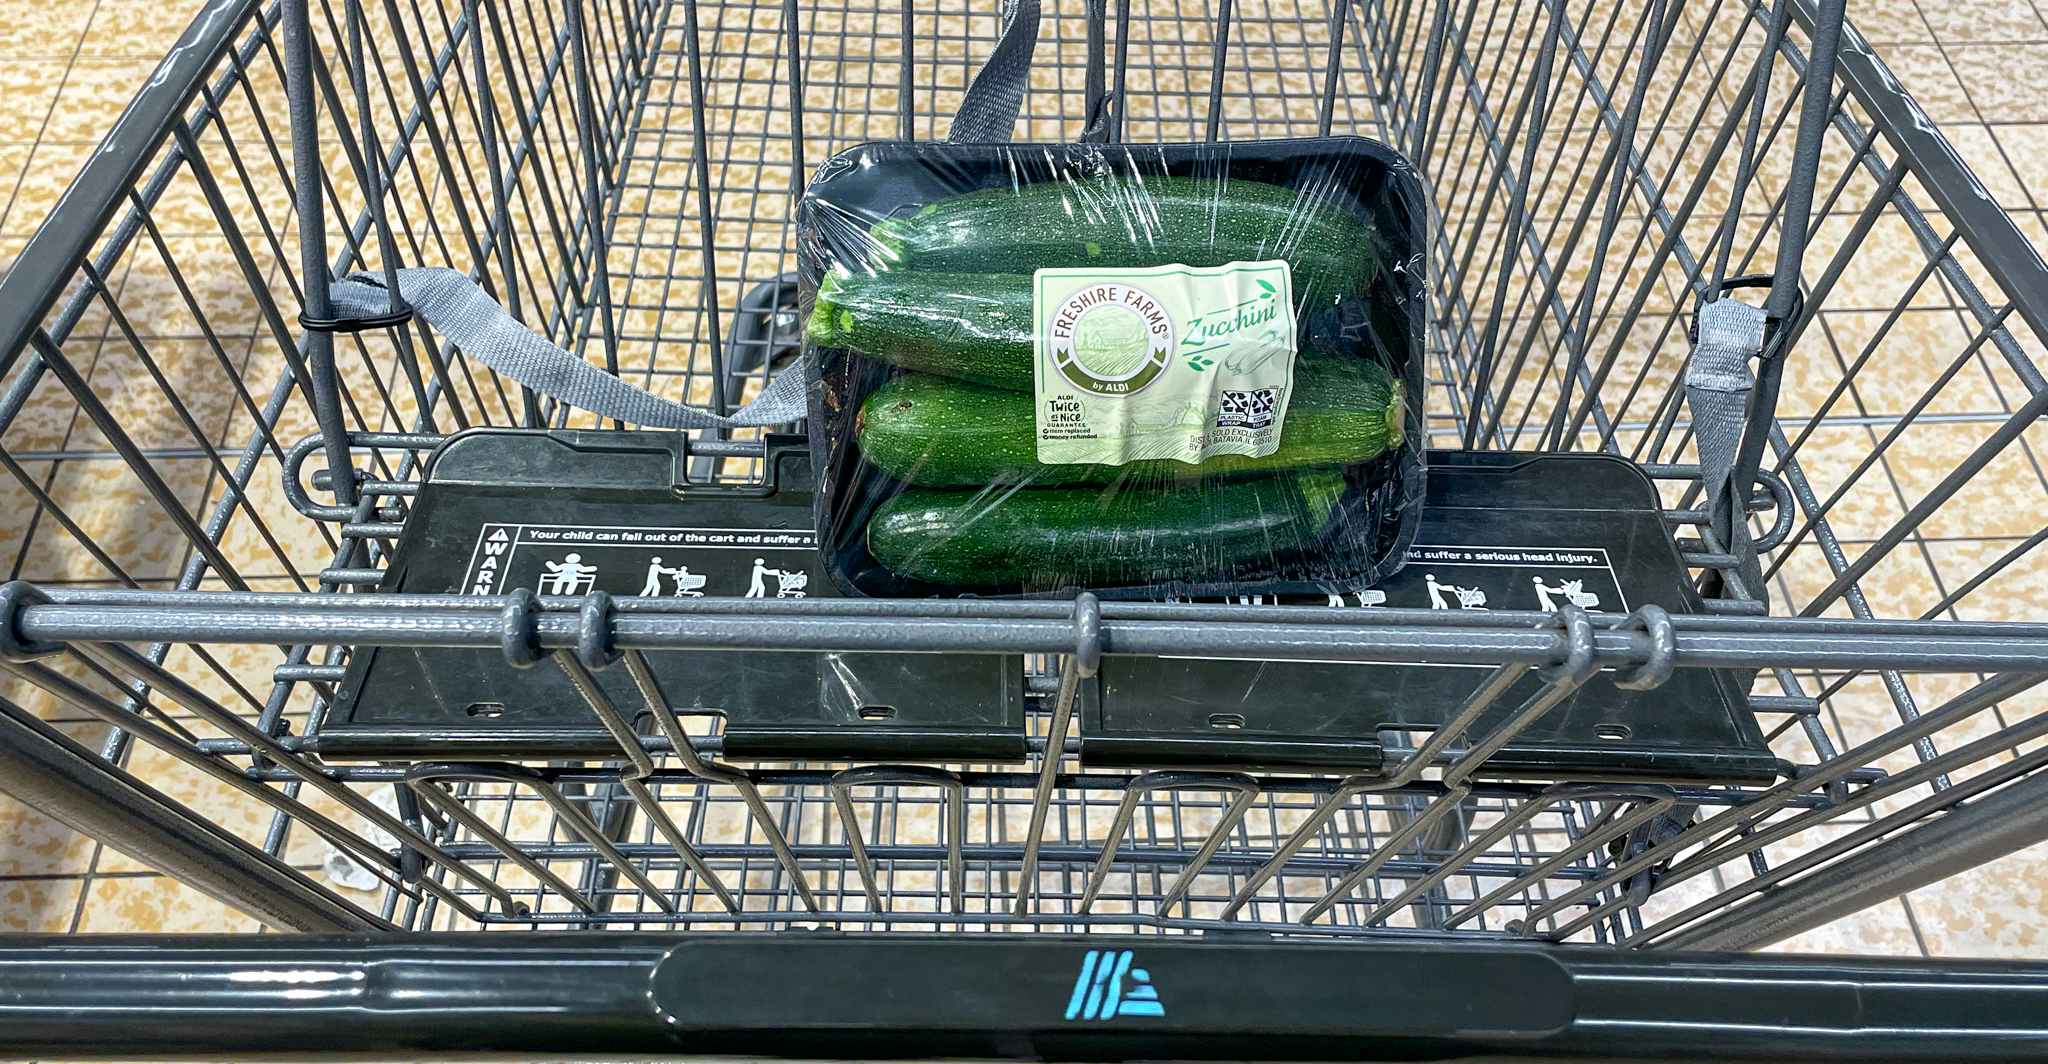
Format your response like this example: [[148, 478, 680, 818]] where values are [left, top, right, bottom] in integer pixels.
[[5, 933, 2048, 1059]]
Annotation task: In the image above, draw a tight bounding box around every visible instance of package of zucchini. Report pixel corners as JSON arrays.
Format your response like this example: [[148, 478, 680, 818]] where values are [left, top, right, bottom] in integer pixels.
[[799, 139, 1429, 598]]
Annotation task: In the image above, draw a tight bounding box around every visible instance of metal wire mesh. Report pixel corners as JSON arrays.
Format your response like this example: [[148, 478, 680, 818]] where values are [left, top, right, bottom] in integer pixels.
[[0, 0, 2041, 953]]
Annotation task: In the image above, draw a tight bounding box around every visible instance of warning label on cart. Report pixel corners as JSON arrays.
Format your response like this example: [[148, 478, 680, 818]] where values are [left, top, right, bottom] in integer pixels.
[[1408, 545, 1613, 569], [1399, 543, 1626, 614], [462, 523, 821, 599], [1162, 542, 1629, 667], [1166, 543, 1629, 615]]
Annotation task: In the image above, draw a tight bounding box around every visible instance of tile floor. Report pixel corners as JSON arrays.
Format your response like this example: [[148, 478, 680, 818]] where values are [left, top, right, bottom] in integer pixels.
[[0, 0, 2041, 976]]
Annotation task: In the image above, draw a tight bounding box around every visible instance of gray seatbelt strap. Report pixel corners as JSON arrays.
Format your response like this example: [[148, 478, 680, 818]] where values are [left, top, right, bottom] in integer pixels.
[[1685, 298, 1768, 592], [947, 0, 1038, 142], [329, 268, 807, 429]]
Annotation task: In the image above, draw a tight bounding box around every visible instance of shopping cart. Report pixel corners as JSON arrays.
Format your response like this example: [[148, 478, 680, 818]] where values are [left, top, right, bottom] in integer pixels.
[[3, 0, 2048, 1054]]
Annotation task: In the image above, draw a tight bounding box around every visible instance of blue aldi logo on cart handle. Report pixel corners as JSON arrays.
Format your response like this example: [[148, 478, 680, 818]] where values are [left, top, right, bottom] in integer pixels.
[[1064, 950, 1167, 1021]]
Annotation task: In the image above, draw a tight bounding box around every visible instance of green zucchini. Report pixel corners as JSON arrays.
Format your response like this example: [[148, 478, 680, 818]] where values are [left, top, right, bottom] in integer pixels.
[[806, 267, 1392, 393], [868, 175, 1378, 301], [867, 471, 1350, 589], [858, 358, 1405, 487], [807, 271, 1033, 390], [808, 178, 1382, 388]]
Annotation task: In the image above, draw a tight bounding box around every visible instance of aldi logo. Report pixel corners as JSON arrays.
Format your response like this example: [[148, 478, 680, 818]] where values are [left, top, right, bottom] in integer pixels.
[[1064, 950, 1166, 1021]]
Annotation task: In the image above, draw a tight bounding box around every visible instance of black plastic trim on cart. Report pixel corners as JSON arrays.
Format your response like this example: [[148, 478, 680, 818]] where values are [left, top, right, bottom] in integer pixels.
[[319, 429, 1027, 762], [321, 440, 1774, 784], [2, 933, 2046, 1060], [1088, 451, 1779, 783]]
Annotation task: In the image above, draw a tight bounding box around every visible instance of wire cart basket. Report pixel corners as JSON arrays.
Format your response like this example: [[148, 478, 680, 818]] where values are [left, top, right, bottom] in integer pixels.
[[4, 0, 2048, 1054]]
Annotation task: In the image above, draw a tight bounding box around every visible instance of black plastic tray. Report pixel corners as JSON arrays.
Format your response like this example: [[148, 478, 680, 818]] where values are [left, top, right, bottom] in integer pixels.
[[317, 429, 1028, 761], [322, 435, 1774, 784], [1084, 450, 1781, 783]]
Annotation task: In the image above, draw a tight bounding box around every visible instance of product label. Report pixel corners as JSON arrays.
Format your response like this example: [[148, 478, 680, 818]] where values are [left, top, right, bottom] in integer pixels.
[[1033, 260, 1298, 466]]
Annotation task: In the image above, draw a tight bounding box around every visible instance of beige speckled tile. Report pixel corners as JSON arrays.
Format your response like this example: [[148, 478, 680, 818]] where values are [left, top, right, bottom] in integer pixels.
[[1873, 43, 1981, 123], [0, 0, 95, 57], [158, 627, 313, 716], [0, 876, 85, 931], [1884, 422, 2048, 541], [0, 143, 30, 226], [35, 59, 162, 145], [1812, 672, 2021, 794], [1778, 309, 2021, 421], [13, 457, 215, 583], [0, 363, 94, 457], [1911, 839, 2048, 957], [1759, 429, 1914, 545], [2015, 209, 2048, 264], [107, 231, 290, 341], [206, 458, 339, 585], [1945, 45, 2048, 121], [77, 871, 263, 932], [1924, 537, 2048, 620], [0, 457, 55, 569], [0, 59, 69, 142], [1920, 0, 2048, 42], [1808, 212, 1960, 313], [1851, 4, 1940, 44], [1916, 673, 2047, 772], [63, 339, 246, 454], [1818, 541, 1947, 621], [0, 0, 282, 940], [0, 141, 100, 236], [0, 662, 92, 729], [0, 791, 99, 877], [1989, 123, 2048, 208], [78, 1, 212, 59], [1932, 124, 2036, 209]]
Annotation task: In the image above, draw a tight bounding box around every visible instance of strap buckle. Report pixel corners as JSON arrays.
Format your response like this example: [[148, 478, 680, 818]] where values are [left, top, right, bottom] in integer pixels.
[[1688, 274, 1802, 364], [304, 271, 416, 334], [299, 304, 415, 334]]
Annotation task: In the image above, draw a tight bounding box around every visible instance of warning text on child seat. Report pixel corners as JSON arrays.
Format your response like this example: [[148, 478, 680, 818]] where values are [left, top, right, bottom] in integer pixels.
[[1412, 545, 1608, 567], [519, 527, 816, 548]]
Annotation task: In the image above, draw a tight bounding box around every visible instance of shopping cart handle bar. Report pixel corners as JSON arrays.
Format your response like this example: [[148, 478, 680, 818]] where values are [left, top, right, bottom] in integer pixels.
[[0, 934, 2045, 1060], [9, 591, 2048, 673]]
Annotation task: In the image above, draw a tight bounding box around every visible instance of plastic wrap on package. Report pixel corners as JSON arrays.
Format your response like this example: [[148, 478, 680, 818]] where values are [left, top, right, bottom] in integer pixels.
[[798, 138, 1430, 598]]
